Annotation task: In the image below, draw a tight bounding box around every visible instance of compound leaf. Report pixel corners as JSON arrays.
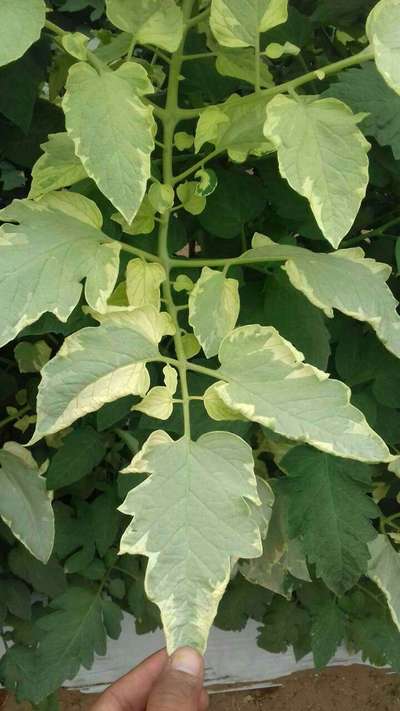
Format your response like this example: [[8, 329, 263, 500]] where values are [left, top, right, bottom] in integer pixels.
[[189, 267, 240, 357], [264, 95, 370, 247], [210, 0, 288, 48], [0, 443, 54, 563], [213, 325, 389, 462], [0, 0, 46, 68], [32, 588, 122, 703], [119, 430, 263, 653], [63, 62, 156, 223], [367, 0, 400, 95], [29, 133, 87, 200], [283, 446, 378, 595], [0, 193, 121, 348], [245, 234, 400, 360], [106, 0, 184, 52], [30, 308, 163, 442]]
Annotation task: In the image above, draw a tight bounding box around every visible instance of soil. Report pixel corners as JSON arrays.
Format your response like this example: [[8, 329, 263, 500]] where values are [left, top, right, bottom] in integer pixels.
[[1, 665, 399, 711]]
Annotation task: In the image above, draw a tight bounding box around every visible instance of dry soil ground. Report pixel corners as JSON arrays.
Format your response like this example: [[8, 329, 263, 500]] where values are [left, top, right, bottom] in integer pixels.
[[1, 665, 399, 711]]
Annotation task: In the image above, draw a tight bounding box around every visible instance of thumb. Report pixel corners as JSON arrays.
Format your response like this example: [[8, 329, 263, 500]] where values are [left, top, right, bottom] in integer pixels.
[[146, 647, 205, 711]]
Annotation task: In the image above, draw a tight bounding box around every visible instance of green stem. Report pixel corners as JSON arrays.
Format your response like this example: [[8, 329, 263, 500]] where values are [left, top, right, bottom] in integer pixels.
[[157, 0, 196, 439], [126, 35, 136, 61], [0, 404, 30, 430], [44, 19, 65, 36], [182, 52, 217, 61], [254, 33, 261, 94], [143, 45, 172, 64], [344, 215, 400, 246], [45, 19, 108, 74], [157, 355, 222, 382], [186, 7, 211, 27], [175, 46, 375, 119], [172, 149, 220, 185], [356, 582, 386, 610], [381, 512, 400, 531], [115, 428, 138, 454], [169, 254, 275, 268], [119, 242, 162, 263]]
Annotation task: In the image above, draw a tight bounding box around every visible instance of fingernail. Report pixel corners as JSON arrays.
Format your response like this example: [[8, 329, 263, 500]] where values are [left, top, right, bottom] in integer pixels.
[[171, 647, 203, 676]]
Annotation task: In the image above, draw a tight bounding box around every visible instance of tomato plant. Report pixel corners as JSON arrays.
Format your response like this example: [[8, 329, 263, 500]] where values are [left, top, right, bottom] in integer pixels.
[[1, 0, 400, 705]]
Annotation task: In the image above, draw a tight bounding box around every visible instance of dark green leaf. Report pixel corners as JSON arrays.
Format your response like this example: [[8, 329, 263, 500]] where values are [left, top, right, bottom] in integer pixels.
[[264, 272, 331, 370], [327, 63, 400, 160], [91, 488, 121, 557], [283, 446, 378, 595], [214, 574, 271, 631], [8, 547, 67, 599], [198, 168, 266, 238], [0, 40, 50, 133], [46, 426, 106, 489], [96, 396, 135, 432]]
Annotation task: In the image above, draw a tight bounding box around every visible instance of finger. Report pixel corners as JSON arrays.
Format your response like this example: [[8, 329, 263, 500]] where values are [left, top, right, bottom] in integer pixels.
[[147, 647, 204, 711], [92, 648, 168, 711], [200, 688, 209, 711]]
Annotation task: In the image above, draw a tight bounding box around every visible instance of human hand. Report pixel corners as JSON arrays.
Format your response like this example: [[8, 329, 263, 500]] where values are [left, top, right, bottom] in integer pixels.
[[91, 647, 208, 711]]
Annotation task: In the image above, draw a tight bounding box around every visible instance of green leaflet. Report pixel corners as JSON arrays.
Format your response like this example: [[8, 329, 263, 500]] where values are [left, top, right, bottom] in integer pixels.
[[241, 483, 310, 598], [0, 443, 54, 564], [263, 272, 331, 371], [176, 182, 206, 215], [245, 234, 400, 360], [195, 93, 274, 162], [257, 596, 311, 659], [106, 0, 184, 53], [264, 95, 370, 247], [126, 259, 167, 310], [0, 0, 46, 68], [188, 267, 240, 357], [14, 340, 51, 373], [0, 193, 121, 348], [119, 430, 263, 653], [210, 0, 288, 48], [8, 547, 67, 599], [30, 308, 164, 443], [367, 534, 400, 631], [215, 47, 274, 87], [63, 62, 156, 223], [198, 168, 266, 238], [367, 0, 400, 95], [283, 446, 378, 595], [46, 427, 106, 489], [112, 196, 156, 236], [211, 324, 390, 462], [298, 584, 346, 669], [29, 133, 87, 200], [0, 579, 31, 622], [148, 183, 175, 214], [133, 364, 178, 420], [326, 63, 400, 160]]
